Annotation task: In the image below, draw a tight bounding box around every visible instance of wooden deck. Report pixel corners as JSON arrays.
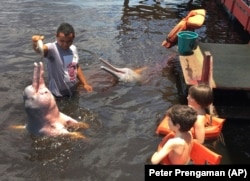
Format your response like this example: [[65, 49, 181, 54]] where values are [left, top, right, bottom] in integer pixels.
[[178, 42, 250, 119]]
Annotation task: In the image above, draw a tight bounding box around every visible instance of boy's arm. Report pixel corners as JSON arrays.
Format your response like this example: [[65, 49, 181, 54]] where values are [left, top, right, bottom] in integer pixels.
[[32, 35, 48, 57], [193, 116, 205, 144], [77, 65, 93, 92], [151, 140, 174, 164]]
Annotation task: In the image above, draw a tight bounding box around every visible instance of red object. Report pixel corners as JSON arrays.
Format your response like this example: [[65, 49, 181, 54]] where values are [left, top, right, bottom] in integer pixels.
[[162, 9, 206, 48], [190, 139, 222, 165], [221, 0, 235, 12], [156, 114, 225, 140], [221, 0, 250, 33], [232, 0, 250, 32], [157, 132, 222, 165]]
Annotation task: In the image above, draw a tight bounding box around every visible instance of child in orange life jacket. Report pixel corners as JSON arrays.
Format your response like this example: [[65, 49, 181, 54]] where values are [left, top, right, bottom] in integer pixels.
[[187, 84, 213, 144], [151, 105, 197, 165]]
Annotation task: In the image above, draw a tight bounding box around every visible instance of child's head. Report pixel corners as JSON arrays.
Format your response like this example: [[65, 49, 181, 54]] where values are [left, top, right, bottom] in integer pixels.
[[166, 104, 197, 132], [56, 23, 75, 50], [187, 84, 213, 108]]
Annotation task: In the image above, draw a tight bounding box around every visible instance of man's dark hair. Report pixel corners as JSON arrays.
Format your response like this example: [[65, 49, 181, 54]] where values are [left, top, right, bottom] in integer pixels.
[[56, 23, 75, 37]]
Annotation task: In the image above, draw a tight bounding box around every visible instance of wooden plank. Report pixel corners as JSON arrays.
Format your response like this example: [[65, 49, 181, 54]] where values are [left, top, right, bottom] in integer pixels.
[[179, 46, 203, 85], [179, 46, 216, 87], [201, 51, 211, 84]]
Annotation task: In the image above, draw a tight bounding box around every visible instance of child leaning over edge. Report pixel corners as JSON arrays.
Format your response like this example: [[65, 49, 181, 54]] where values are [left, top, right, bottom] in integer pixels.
[[32, 22, 93, 98], [151, 104, 197, 165]]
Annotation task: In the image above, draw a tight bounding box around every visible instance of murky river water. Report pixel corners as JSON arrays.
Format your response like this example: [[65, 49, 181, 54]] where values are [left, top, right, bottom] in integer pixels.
[[0, 0, 249, 180]]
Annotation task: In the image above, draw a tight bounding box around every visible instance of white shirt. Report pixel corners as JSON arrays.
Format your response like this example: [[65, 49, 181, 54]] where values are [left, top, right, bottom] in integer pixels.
[[45, 42, 79, 97]]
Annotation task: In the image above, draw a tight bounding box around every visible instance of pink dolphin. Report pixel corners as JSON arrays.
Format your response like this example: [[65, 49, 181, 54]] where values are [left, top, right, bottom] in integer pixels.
[[23, 62, 88, 137], [99, 58, 147, 83]]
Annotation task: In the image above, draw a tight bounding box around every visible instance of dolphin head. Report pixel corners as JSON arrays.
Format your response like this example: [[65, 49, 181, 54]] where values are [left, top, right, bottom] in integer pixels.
[[99, 58, 141, 83], [23, 62, 56, 120]]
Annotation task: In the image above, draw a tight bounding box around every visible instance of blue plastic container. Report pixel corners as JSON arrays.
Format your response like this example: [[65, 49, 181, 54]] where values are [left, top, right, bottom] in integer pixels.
[[177, 31, 198, 55]]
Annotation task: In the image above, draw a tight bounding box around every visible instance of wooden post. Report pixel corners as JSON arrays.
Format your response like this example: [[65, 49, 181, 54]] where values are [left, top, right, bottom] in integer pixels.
[[201, 51, 216, 116], [201, 51, 211, 84]]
